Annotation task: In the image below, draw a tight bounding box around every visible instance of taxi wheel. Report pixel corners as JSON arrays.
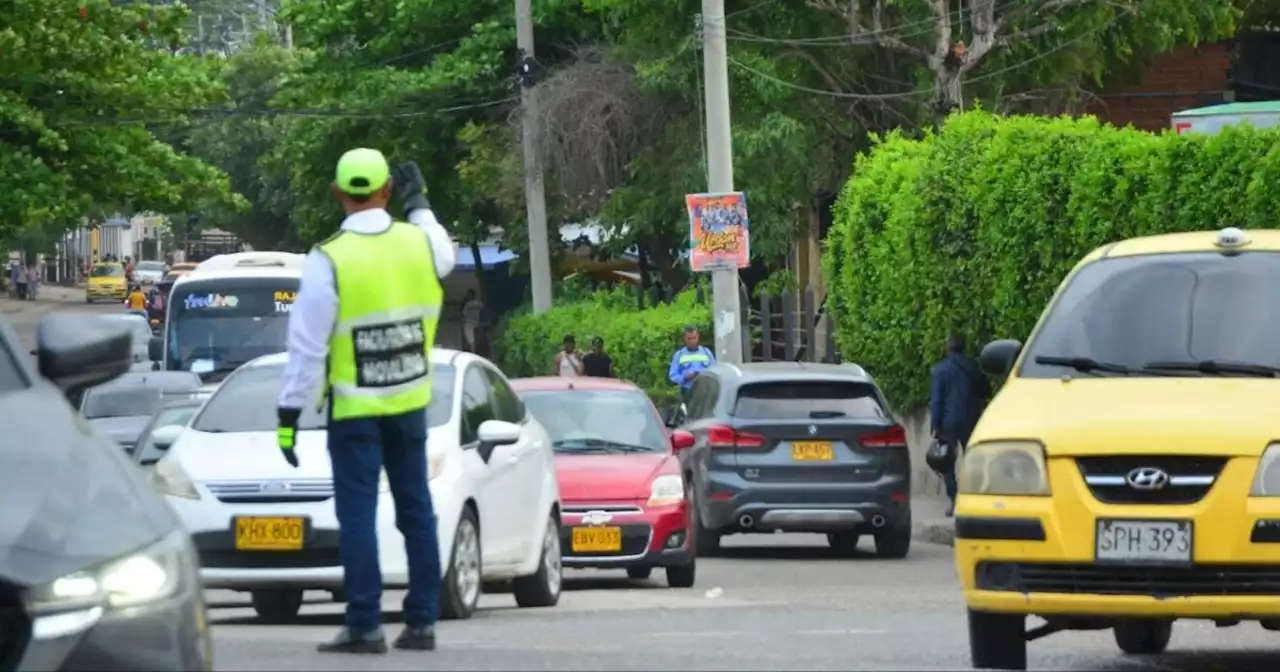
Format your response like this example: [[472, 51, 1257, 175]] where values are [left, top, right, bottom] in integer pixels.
[[251, 589, 304, 623], [967, 609, 1027, 670], [513, 513, 562, 608], [1113, 619, 1173, 655], [627, 566, 653, 579]]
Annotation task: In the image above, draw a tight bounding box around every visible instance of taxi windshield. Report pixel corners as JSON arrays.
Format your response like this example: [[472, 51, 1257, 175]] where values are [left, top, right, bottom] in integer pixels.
[[1021, 251, 1280, 378], [90, 264, 124, 278]]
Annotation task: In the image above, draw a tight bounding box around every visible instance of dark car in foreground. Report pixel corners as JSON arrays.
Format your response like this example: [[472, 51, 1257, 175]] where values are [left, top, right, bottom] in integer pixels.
[[511, 377, 697, 588], [676, 362, 912, 558], [0, 312, 212, 671]]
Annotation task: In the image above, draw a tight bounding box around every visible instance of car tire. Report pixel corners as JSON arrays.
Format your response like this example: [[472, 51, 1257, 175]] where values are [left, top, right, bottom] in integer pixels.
[[827, 532, 861, 556], [968, 609, 1026, 670], [626, 566, 653, 579], [1113, 619, 1173, 655], [665, 558, 696, 588], [513, 513, 562, 608], [251, 589, 304, 623], [873, 525, 911, 559], [440, 507, 483, 620], [694, 499, 721, 557]]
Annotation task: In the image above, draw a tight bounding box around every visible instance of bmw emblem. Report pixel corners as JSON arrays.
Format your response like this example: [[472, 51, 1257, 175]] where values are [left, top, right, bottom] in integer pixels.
[[807, 425, 818, 436]]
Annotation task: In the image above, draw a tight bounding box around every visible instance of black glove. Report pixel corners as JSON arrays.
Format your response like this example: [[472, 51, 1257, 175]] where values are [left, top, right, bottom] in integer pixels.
[[391, 161, 432, 219], [276, 407, 301, 468]]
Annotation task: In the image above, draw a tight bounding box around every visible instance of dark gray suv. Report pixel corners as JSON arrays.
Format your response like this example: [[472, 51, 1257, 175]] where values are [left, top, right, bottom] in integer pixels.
[[676, 362, 912, 558]]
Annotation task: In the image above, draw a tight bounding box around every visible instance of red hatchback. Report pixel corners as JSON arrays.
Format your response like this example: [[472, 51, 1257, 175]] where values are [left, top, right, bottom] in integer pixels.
[[509, 377, 697, 588]]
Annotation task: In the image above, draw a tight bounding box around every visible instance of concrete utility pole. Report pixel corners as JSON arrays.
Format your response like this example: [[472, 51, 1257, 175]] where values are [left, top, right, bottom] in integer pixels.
[[515, 0, 554, 313], [699, 0, 744, 364]]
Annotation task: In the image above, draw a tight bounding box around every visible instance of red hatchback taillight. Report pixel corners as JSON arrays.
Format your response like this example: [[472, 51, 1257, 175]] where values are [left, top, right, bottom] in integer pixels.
[[859, 424, 907, 449], [706, 424, 766, 449]]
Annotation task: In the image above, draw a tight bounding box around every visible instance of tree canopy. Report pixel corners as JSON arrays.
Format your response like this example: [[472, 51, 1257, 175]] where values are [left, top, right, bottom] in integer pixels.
[[0, 0, 242, 245]]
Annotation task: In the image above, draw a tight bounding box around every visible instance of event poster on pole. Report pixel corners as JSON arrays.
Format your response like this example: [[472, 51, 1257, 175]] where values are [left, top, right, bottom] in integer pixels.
[[686, 191, 749, 272]]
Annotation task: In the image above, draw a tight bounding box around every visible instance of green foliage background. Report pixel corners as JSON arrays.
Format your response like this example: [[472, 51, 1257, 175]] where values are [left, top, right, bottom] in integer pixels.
[[495, 286, 712, 405], [824, 109, 1280, 412]]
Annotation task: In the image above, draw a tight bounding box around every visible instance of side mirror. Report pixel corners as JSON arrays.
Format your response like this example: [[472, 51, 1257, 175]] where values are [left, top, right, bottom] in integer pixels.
[[663, 404, 687, 428], [150, 424, 184, 451], [36, 313, 131, 399], [979, 339, 1023, 377], [670, 430, 695, 453], [476, 419, 521, 463], [147, 336, 162, 362]]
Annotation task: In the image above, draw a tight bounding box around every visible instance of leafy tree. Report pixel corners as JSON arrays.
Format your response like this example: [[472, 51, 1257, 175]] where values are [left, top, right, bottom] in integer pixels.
[[0, 0, 241, 244], [185, 40, 300, 250]]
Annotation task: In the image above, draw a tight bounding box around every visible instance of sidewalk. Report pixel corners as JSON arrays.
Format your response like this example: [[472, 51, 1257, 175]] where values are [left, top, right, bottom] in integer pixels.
[[0, 285, 86, 315], [912, 495, 955, 547]]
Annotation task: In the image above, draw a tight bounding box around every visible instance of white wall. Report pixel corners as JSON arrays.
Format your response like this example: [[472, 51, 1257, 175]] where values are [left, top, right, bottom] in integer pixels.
[[898, 408, 947, 496]]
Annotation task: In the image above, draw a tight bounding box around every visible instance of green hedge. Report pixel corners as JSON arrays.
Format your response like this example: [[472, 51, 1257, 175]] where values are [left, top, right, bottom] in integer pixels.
[[495, 287, 713, 406], [825, 109, 1280, 412]]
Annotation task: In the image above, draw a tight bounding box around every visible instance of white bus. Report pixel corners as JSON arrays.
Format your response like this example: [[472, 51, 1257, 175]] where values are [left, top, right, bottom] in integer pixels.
[[149, 252, 304, 382]]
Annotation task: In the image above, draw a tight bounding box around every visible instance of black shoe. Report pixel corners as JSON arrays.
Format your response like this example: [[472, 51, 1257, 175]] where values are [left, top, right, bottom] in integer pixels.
[[394, 625, 436, 651], [316, 627, 388, 654], [944, 504, 955, 518]]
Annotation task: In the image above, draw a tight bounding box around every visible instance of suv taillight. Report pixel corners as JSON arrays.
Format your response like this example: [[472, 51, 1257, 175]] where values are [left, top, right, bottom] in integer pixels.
[[707, 424, 766, 449], [859, 424, 907, 449]]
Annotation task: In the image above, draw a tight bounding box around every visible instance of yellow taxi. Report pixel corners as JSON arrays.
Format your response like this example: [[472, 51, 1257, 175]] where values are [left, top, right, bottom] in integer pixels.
[[958, 227, 1280, 670], [86, 261, 128, 303]]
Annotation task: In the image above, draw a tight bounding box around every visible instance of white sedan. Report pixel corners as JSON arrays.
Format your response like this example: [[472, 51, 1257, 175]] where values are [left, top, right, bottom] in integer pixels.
[[151, 349, 564, 621]]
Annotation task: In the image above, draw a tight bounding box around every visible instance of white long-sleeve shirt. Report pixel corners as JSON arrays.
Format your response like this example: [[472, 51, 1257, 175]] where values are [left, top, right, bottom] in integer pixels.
[[277, 207, 456, 409]]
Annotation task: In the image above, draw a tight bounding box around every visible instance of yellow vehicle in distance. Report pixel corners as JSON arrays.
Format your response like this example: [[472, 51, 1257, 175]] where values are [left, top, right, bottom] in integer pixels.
[[958, 227, 1280, 670], [86, 261, 128, 303]]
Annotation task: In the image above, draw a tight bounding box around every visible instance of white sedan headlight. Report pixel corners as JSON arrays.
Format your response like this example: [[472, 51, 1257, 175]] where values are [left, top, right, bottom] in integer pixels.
[[1250, 444, 1280, 496], [150, 456, 201, 500], [647, 474, 684, 507], [28, 529, 192, 615], [958, 441, 1050, 496]]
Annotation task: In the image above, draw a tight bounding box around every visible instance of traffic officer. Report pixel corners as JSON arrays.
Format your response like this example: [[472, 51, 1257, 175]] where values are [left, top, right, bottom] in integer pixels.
[[276, 148, 456, 654], [667, 325, 715, 403]]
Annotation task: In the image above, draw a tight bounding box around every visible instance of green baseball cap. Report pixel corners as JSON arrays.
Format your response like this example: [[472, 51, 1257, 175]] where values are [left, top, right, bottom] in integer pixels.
[[334, 148, 390, 196]]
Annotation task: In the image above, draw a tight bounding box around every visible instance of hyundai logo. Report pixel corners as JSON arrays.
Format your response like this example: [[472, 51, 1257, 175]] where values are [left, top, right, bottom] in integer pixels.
[[1125, 467, 1170, 491], [261, 481, 288, 493], [808, 425, 818, 436]]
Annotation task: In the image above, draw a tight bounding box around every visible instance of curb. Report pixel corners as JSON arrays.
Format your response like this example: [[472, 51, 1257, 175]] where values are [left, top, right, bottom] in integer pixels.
[[913, 520, 955, 547]]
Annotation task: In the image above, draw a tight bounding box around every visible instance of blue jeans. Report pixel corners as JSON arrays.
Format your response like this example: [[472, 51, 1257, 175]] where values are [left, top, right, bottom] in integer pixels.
[[327, 408, 441, 633]]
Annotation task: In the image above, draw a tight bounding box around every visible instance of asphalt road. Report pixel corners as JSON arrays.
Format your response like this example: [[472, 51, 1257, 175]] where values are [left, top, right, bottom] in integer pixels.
[[5, 292, 1280, 670]]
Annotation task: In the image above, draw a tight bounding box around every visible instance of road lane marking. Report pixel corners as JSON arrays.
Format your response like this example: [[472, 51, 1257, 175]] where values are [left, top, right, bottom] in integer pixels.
[[794, 628, 887, 635], [649, 631, 742, 638]]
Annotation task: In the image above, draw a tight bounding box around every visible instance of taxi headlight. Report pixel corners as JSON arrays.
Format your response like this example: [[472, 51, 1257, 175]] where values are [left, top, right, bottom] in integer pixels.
[[29, 528, 192, 614], [150, 456, 201, 500], [957, 441, 1050, 496], [1249, 443, 1280, 496], [647, 474, 684, 507]]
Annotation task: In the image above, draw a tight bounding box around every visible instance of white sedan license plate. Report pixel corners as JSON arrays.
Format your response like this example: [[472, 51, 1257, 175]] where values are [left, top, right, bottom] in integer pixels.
[[1095, 519, 1192, 564]]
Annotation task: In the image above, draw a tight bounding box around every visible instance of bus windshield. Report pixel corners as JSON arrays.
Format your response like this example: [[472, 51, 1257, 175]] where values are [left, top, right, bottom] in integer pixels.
[[166, 277, 299, 381]]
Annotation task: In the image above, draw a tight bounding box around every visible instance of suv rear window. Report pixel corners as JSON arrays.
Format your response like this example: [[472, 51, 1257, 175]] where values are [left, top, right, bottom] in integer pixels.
[[732, 381, 888, 420]]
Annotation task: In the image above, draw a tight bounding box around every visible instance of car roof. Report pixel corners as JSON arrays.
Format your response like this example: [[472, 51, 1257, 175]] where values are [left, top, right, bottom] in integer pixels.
[[1080, 228, 1280, 262], [709, 361, 872, 383], [244, 348, 471, 370], [509, 376, 643, 393]]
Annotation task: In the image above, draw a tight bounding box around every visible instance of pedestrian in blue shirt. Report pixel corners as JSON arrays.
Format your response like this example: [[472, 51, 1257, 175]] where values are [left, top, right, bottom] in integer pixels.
[[930, 331, 992, 517], [668, 326, 715, 403]]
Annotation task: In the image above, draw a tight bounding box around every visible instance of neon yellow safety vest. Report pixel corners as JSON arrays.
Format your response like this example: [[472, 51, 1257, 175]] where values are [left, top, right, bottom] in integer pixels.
[[317, 221, 442, 421]]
